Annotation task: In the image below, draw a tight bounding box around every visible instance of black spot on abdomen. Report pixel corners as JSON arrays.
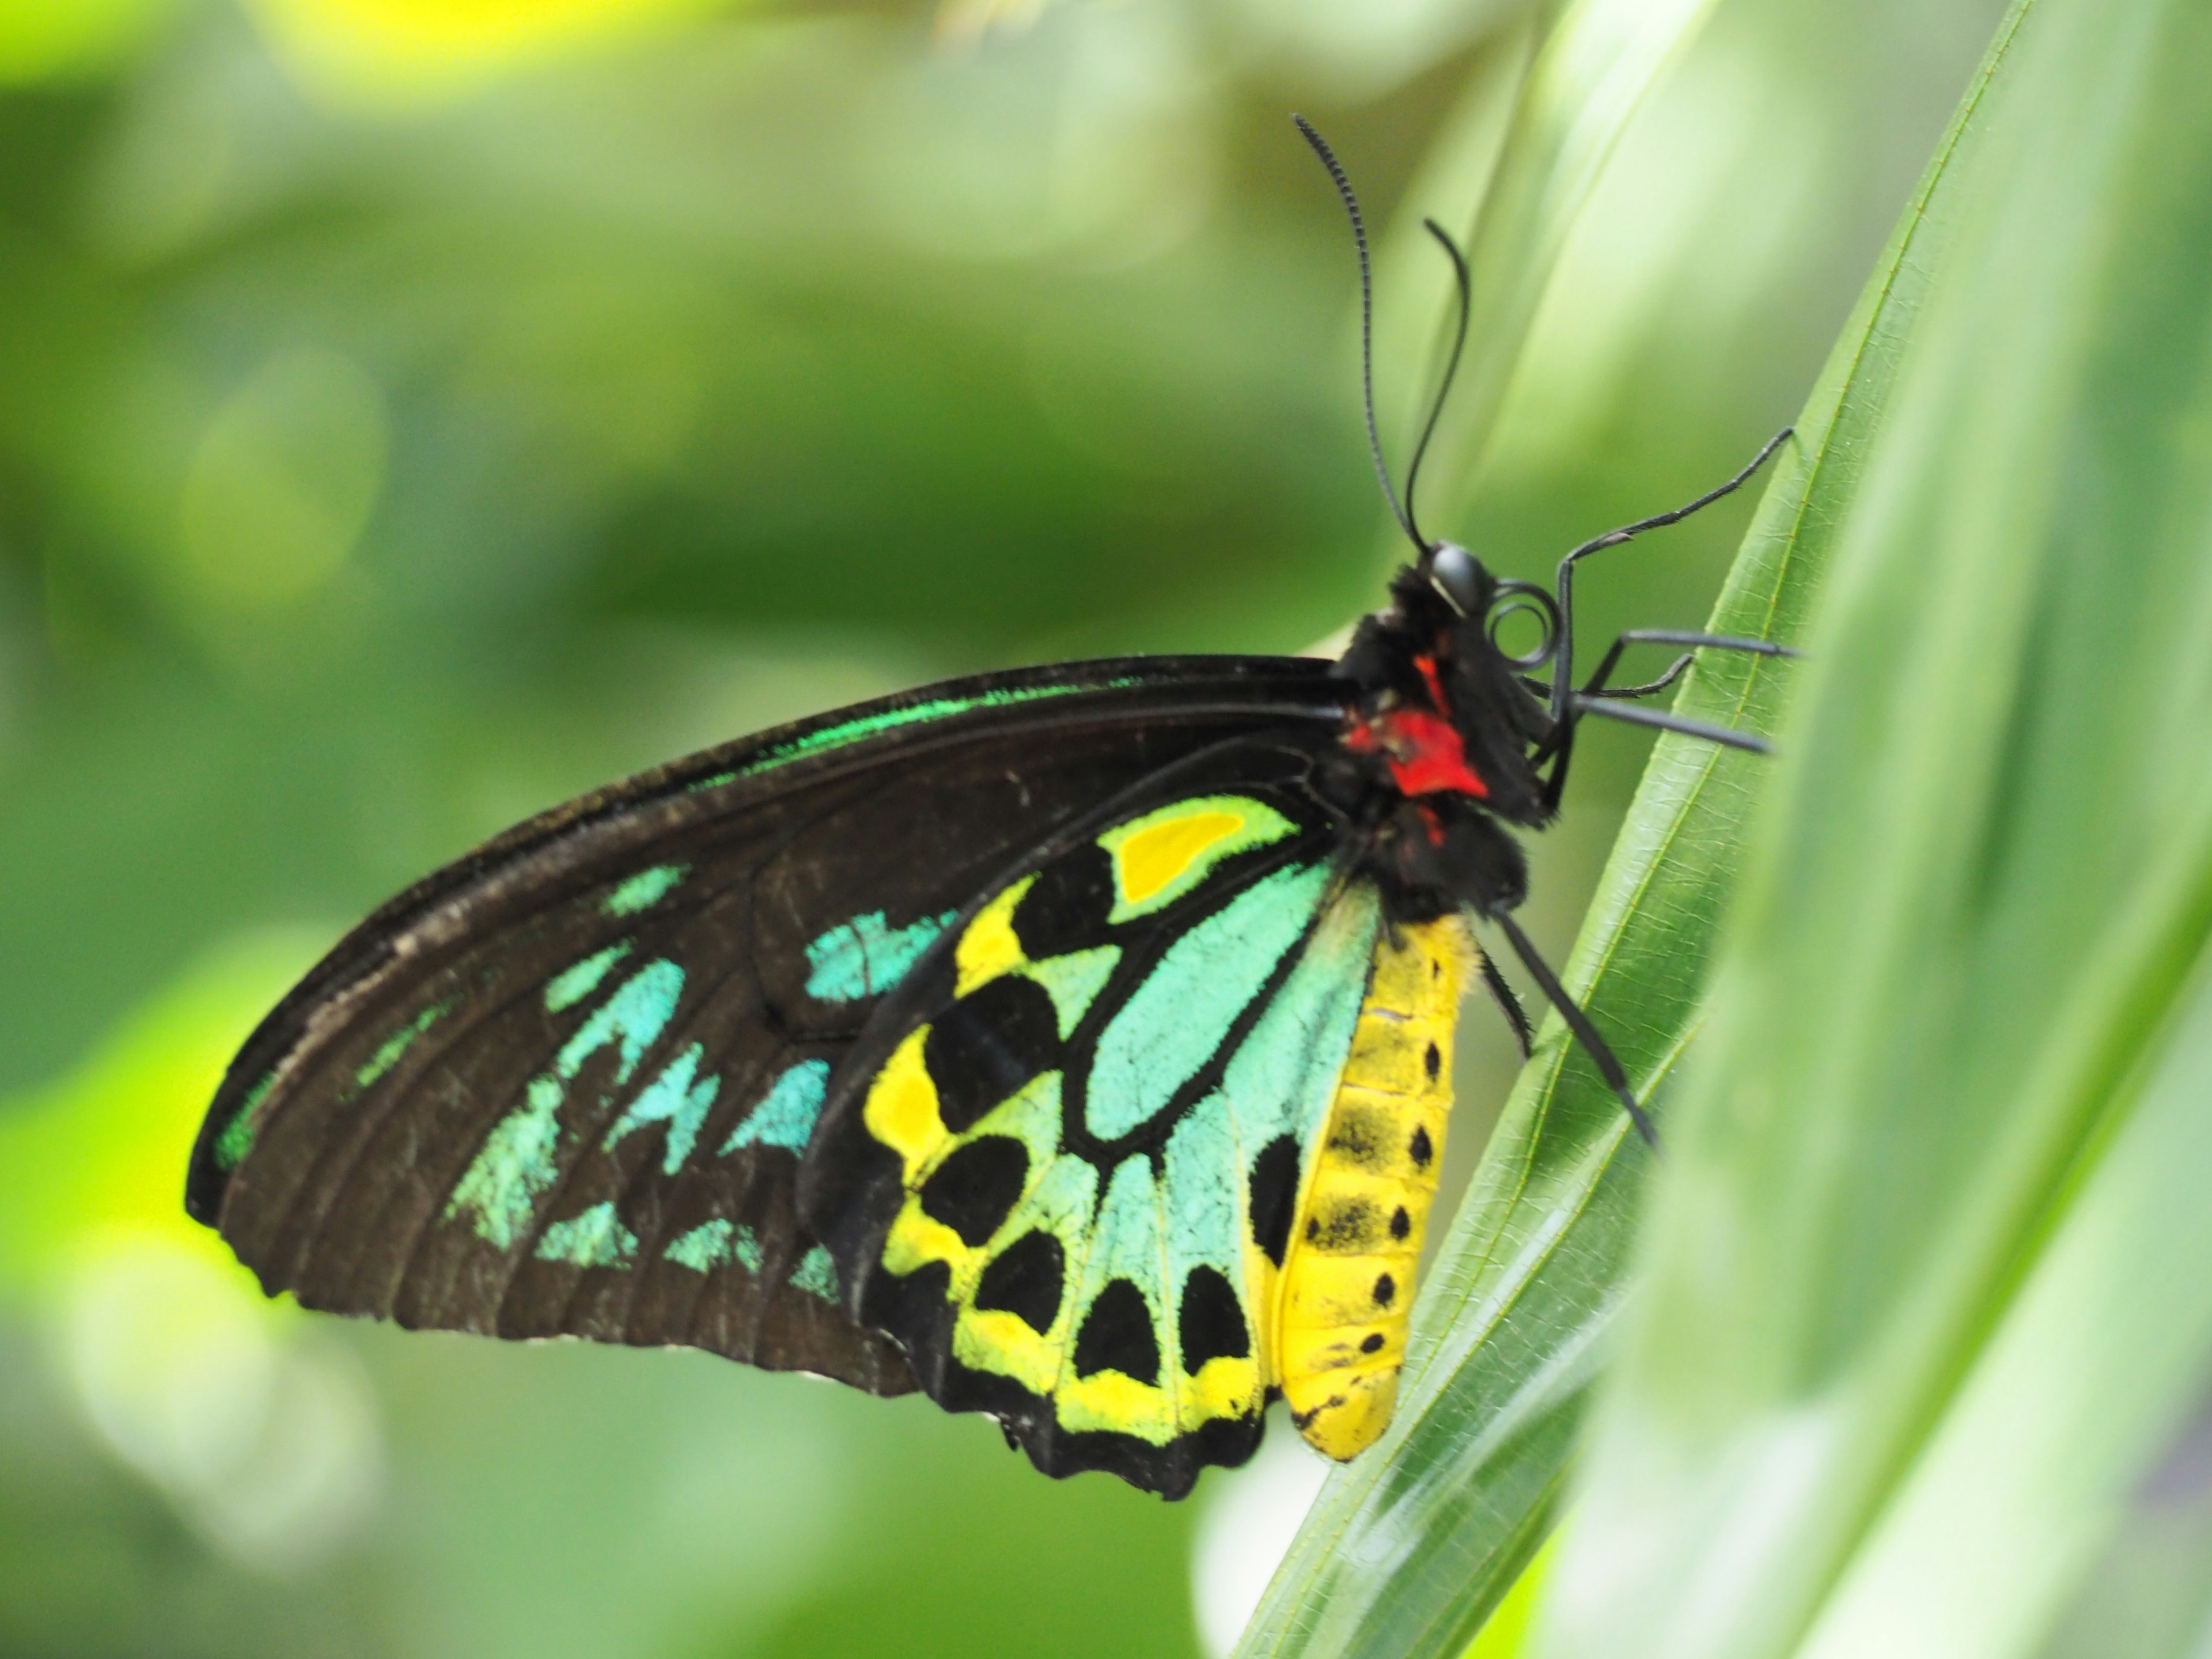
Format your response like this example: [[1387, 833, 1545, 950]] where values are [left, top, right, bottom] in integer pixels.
[[926, 976, 1062, 1132], [1248, 1135, 1301, 1268], [975, 1230, 1065, 1334], [1176, 1266, 1249, 1372], [1408, 1123, 1434, 1170], [1306, 1197, 1382, 1253], [1325, 1103, 1397, 1170], [1074, 1279, 1160, 1385], [917, 1136, 1029, 1248]]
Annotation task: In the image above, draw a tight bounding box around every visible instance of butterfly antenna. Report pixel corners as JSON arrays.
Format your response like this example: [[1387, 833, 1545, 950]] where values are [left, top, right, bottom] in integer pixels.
[[1294, 114, 1423, 555], [1402, 219, 1471, 551]]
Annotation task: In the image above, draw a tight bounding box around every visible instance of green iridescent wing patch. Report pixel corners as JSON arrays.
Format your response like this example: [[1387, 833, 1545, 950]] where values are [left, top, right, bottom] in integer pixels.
[[801, 741, 1382, 1498], [189, 659, 1346, 1392]]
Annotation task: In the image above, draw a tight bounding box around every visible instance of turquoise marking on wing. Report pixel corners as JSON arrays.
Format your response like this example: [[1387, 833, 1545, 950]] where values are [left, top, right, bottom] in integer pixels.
[[733, 1224, 764, 1272], [791, 1244, 840, 1302], [997, 1149, 1097, 1274], [739, 679, 1141, 778], [1218, 880, 1380, 1151], [605, 1043, 721, 1174], [355, 1002, 451, 1092], [804, 911, 954, 1004], [1069, 1159, 1171, 1374], [557, 959, 684, 1084], [214, 1070, 276, 1172], [448, 1075, 565, 1249], [546, 944, 631, 1012], [968, 1069, 1063, 1166], [665, 1218, 762, 1272], [605, 863, 688, 916], [1157, 1103, 1240, 1424], [1084, 861, 1332, 1142], [448, 957, 695, 1251], [721, 1059, 831, 1154], [1163, 1093, 1243, 1289], [535, 1201, 637, 1267], [1021, 947, 1121, 1039]]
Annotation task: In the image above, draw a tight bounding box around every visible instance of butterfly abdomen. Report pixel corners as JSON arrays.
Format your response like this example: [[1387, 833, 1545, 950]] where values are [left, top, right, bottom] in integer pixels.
[[1276, 914, 1470, 1460]]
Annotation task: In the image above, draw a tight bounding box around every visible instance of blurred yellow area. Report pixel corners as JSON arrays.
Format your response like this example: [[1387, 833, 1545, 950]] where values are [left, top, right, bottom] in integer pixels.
[[0, 0, 743, 100], [0, 933, 313, 1293], [244, 0, 734, 105], [1463, 1535, 1554, 1658], [0, 935, 387, 1575], [0, 0, 1066, 101], [0, 0, 175, 81]]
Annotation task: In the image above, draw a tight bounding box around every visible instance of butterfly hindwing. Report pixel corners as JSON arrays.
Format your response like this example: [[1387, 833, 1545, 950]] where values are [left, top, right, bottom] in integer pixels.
[[189, 659, 1346, 1392], [802, 737, 1408, 1495]]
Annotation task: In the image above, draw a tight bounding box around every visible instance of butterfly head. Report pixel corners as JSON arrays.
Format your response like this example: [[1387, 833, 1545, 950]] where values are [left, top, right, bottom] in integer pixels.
[[1423, 541, 1560, 679], [1426, 542, 1490, 616], [1324, 543, 1559, 885]]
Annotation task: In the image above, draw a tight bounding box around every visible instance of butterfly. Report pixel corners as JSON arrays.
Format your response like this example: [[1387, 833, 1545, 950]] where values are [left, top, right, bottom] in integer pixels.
[[184, 121, 1792, 1499]]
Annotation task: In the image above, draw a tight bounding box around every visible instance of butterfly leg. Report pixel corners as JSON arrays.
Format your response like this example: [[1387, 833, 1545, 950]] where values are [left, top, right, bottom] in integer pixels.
[[1559, 627, 1798, 781], [1580, 630, 1797, 702], [1533, 629, 1791, 814], [1477, 949, 1533, 1061], [1490, 911, 1657, 1148], [1564, 693, 1777, 754], [1540, 428, 1794, 729], [1577, 652, 1695, 702]]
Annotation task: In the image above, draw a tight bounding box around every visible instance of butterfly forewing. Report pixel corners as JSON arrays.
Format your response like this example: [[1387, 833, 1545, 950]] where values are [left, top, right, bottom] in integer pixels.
[[192, 660, 1346, 1391], [802, 737, 1390, 1494]]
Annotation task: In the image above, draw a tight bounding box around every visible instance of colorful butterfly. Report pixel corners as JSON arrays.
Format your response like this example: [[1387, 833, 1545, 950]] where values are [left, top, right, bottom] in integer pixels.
[[185, 123, 1791, 1499]]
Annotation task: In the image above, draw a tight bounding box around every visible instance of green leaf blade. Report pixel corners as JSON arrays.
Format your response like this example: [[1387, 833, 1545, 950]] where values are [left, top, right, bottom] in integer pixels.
[[1387, 0, 1731, 527], [1539, 0, 2212, 1654], [1235, 5, 2041, 1654]]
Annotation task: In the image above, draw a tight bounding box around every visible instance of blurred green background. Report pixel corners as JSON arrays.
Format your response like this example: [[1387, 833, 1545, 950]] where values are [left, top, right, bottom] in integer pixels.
[[0, 1, 2001, 1654]]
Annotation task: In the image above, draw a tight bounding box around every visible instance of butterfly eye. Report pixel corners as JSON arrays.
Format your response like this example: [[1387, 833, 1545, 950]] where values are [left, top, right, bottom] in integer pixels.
[[1429, 543, 1485, 615], [1485, 579, 1560, 671]]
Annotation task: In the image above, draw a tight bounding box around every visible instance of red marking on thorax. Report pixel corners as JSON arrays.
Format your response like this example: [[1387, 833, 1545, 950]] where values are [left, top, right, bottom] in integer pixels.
[[1344, 647, 1490, 801], [1412, 653, 1449, 710], [1375, 709, 1488, 798]]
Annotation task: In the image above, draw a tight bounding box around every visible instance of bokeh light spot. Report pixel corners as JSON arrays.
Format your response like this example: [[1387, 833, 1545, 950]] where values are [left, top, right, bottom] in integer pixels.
[[242, 0, 730, 107], [177, 348, 388, 613], [1190, 1412, 1331, 1657], [60, 1230, 384, 1573], [0, 0, 176, 84]]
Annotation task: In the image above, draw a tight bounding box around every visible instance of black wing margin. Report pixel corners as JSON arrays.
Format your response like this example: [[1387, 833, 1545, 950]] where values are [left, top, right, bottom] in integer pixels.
[[188, 656, 1345, 1392]]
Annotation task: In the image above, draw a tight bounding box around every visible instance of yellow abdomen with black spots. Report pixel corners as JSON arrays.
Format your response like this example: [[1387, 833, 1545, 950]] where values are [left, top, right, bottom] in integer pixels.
[[1276, 914, 1472, 1460]]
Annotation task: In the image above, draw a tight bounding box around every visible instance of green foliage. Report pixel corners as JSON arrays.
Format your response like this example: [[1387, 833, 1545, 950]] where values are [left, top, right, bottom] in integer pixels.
[[1249, 0, 2212, 1654], [0, 1, 2041, 1656], [1548, 0, 2212, 1653]]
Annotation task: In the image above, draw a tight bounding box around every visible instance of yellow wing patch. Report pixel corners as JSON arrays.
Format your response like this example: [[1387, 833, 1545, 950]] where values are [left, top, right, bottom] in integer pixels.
[[861, 1028, 950, 1183], [1112, 810, 1245, 906], [955, 876, 1034, 997], [1276, 914, 1472, 1461], [1097, 795, 1296, 922]]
